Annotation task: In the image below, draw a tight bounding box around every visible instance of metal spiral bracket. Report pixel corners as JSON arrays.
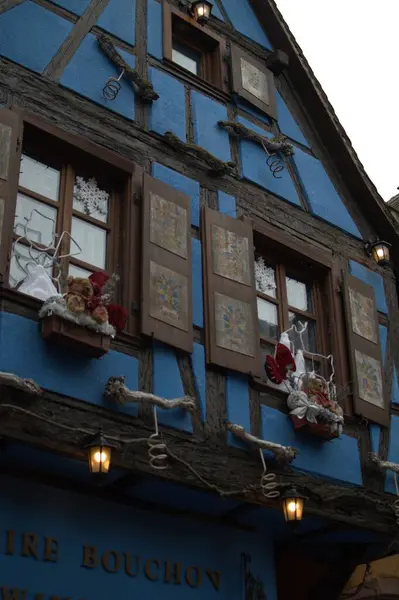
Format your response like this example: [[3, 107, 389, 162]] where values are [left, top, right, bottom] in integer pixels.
[[262, 140, 284, 179], [259, 449, 280, 499], [103, 69, 125, 101], [148, 406, 168, 471]]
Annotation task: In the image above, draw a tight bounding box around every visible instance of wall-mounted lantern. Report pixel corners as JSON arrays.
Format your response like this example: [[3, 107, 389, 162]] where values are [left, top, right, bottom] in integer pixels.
[[280, 487, 307, 524], [85, 430, 115, 474], [365, 240, 391, 267], [180, 0, 213, 24]]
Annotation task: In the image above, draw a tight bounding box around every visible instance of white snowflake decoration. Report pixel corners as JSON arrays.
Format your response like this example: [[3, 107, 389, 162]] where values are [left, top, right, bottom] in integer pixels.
[[73, 176, 109, 221], [255, 256, 276, 295]]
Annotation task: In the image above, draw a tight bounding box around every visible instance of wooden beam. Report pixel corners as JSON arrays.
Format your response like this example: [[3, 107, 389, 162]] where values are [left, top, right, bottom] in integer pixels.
[[0, 0, 25, 16]]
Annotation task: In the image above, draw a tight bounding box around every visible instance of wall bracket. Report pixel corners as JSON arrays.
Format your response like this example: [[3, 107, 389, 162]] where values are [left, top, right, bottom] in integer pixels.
[[226, 422, 297, 462], [218, 120, 294, 157], [104, 376, 196, 411], [0, 371, 42, 396]]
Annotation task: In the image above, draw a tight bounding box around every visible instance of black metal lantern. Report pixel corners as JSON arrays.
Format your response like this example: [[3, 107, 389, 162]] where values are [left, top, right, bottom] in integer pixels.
[[85, 430, 115, 474], [191, 0, 213, 24], [281, 487, 307, 524], [365, 240, 391, 267]]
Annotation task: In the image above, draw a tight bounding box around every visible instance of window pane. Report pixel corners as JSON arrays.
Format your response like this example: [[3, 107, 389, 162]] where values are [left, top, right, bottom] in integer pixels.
[[288, 312, 317, 353], [257, 297, 278, 339], [73, 176, 110, 223], [68, 263, 92, 279], [14, 194, 57, 247], [19, 154, 60, 201], [71, 217, 106, 269], [255, 257, 276, 298], [9, 242, 52, 289], [172, 42, 201, 75], [286, 276, 313, 312]]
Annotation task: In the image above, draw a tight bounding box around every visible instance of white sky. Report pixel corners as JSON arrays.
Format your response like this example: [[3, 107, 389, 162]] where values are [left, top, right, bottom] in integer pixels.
[[275, 0, 398, 202]]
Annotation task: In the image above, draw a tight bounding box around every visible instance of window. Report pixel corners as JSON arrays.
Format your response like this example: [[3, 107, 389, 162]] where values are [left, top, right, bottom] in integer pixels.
[[163, 3, 228, 93], [10, 125, 124, 290]]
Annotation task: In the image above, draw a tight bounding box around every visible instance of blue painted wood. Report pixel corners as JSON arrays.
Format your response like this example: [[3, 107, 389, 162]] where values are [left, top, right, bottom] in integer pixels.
[[220, 0, 272, 49], [218, 191, 236, 218], [276, 92, 310, 148], [260, 405, 362, 485], [147, 0, 163, 59], [0, 312, 139, 416], [60, 34, 135, 120], [192, 238, 204, 328], [96, 0, 136, 46], [369, 424, 381, 454], [236, 97, 272, 126], [226, 372, 251, 449], [50, 0, 90, 15], [192, 343, 206, 422], [207, 0, 224, 20], [153, 342, 193, 432], [349, 261, 388, 314], [191, 91, 231, 163], [149, 67, 186, 141], [385, 415, 399, 493], [292, 149, 362, 239], [392, 366, 399, 405], [238, 117, 301, 207], [0, 1, 73, 74], [379, 324, 388, 364], [152, 163, 200, 228], [0, 474, 280, 600]]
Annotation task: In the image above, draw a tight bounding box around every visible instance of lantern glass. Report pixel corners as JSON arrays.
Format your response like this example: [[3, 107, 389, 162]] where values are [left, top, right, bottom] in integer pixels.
[[371, 241, 390, 266], [192, 1, 212, 24], [281, 488, 306, 523], [88, 444, 111, 473]]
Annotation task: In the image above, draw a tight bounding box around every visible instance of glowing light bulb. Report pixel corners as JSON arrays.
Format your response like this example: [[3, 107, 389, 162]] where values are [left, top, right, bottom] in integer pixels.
[[287, 501, 297, 513], [376, 247, 384, 258], [94, 451, 107, 463]]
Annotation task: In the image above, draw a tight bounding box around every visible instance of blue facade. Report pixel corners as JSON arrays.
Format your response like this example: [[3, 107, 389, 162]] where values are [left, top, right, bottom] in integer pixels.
[[0, 0, 397, 594]]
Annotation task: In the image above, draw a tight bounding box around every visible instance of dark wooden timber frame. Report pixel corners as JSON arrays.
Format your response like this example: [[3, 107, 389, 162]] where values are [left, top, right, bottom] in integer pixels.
[[162, 1, 229, 94], [231, 44, 277, 120], [343, 273, 388, 426]]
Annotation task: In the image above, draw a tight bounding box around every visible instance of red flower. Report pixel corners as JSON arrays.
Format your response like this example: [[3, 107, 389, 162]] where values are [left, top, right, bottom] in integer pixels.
[[265, 355, 285, 384], [107, 304, 127, 332], [89, 272, 109, 291]]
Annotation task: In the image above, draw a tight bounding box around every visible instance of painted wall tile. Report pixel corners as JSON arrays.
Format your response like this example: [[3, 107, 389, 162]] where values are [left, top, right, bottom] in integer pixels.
[[369, 424, 381, 454], [152, 163, 200, 227], [349, 261, 388, 314], [149, 68, 186, 141], [220, 0, 272, 49], [191, 91, 231, 163], [238, 117, 301, 207], [218, 191, 236, 218], [0, 312, 139, 416], [293, 149, 362, 239], [385, 415, 399, 493], [276, 92, 310, 148], [60, 34, 135, 120], [153, 342, 193, 432], [96, 0, 136, 46], [192, 343, 206, 422], [192, 238, 204, 328], [0, 2, 73, 74], [261, 405, 362, 485], [147, 0, 163, 59], [50, 0, 90, 15], [226, 372, 251, 449], [392, 366, 399, 405]]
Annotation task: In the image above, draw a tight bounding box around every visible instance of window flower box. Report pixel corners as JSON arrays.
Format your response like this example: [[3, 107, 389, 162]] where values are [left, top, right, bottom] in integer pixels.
[[41, 314, 111, 358], [290, 415, 340, 441]]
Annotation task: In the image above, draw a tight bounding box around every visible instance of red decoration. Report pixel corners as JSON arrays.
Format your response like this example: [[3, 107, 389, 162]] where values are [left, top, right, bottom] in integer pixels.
[[89, 272, 110, 289], [264, 343, 296, 383], [107, 304, 128, 332]]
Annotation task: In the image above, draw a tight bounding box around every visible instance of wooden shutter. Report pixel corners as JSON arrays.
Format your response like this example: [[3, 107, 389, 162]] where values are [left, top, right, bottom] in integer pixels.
[[0, 108, 22, 282], [231, 45, 277, 120], [343, 273, 388, 425], [202, 207, 260, 375], [141, 174, 192, 352]]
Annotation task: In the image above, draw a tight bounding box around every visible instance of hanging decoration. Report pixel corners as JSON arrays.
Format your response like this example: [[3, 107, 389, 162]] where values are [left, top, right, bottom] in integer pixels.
[[73, 176, 109, 219], [263, 322, 344, 439]]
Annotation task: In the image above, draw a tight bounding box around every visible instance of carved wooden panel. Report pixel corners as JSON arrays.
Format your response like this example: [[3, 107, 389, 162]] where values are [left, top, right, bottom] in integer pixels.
[[343, 272, 388, 425], [142, 174, 192, 352], [202, 207, 260, 375]]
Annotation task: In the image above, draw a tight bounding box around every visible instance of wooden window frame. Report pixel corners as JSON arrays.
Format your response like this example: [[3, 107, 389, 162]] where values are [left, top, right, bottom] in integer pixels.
[[231, 44, 277, 120], [2, 109, 143, 338], [162, 1, 229, 95], [252, 220, 350, 411]]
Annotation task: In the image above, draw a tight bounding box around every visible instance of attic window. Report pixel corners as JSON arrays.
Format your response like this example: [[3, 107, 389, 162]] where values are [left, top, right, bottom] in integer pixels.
[[163, 3, 228, 93]]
